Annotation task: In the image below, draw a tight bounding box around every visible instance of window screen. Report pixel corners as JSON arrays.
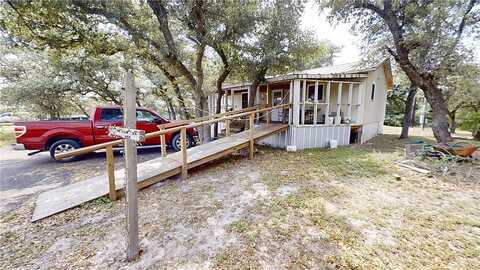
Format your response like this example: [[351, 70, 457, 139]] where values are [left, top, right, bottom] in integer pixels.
[[307, 85, 324, 102]]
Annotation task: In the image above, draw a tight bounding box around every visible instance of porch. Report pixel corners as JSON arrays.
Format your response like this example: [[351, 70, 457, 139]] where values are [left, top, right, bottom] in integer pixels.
[[213, 78, 368, 149]]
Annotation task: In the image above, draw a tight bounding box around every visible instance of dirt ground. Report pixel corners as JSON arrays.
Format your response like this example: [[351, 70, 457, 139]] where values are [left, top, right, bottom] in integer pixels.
[[1, 133, 479, 269]]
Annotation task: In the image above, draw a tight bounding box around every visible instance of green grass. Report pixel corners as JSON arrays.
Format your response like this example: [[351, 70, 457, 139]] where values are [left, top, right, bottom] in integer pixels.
[[305, 147, 389, 178]]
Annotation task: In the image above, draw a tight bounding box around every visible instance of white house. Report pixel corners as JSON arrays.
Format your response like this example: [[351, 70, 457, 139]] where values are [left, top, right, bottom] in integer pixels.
[[209, 60, 393, 150]]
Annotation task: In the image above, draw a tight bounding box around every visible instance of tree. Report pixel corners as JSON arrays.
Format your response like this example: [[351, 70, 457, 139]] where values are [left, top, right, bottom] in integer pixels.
[[0, 48, 87, 119], [228, 0, 336, 107], [461, 112, 480, 140], [399, 83, 417, 139], [319, 0, 480, 143], [442, 63, 480, 133]]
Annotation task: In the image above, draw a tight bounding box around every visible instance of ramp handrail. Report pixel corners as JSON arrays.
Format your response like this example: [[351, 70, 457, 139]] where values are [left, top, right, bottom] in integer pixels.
[[54, 105, 260, 159], [55, 103, 291, 201]]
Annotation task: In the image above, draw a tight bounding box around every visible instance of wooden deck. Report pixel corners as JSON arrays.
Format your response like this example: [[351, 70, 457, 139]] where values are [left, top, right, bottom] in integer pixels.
[[31, 124, 288, 221]]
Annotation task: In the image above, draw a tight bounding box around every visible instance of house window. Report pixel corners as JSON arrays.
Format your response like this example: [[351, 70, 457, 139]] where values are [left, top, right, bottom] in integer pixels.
[[371, 83, 375, 100]]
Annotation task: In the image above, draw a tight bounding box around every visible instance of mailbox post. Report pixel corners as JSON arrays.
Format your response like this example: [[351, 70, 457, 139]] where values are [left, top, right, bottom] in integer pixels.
[[123, 71, 140, 261]]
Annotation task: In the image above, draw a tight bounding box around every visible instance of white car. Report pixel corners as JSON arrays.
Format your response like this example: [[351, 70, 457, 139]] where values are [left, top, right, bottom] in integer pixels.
[[0, 112, 18, 123]]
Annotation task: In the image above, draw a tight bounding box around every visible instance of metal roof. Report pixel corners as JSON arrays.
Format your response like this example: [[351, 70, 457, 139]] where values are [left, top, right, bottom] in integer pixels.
[[223, 59, 391, 90]]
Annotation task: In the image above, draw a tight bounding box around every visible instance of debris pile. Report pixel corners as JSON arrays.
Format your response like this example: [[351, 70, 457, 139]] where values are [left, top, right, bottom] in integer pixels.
[[398, 141, 480, 186]]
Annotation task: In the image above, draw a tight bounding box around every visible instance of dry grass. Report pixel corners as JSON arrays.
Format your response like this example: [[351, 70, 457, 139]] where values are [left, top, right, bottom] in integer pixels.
[[1, 134, 479, 269], [0, 124, 14, 147]]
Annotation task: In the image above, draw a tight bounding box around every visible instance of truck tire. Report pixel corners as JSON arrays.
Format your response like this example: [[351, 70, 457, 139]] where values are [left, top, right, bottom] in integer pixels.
[[49, 139, 81, 162], [171, 133, 193, 152]]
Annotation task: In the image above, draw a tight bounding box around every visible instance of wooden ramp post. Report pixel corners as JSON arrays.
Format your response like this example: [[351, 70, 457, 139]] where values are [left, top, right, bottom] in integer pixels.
[[249, 112, 254, 159], [106, 145, 117, 201], [159, 126, 167, 157], [181, 127, 188, 180], [225, 119, 230, 136]]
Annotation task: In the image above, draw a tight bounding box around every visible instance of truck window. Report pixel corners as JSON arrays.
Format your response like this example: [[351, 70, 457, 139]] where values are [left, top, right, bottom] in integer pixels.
[[100, 109, 123, 121], [136, 110, 156, 122]]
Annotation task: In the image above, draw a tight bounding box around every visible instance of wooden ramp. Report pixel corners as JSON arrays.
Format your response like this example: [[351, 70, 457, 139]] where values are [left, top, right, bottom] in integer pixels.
[[32, 124, 288, 221]]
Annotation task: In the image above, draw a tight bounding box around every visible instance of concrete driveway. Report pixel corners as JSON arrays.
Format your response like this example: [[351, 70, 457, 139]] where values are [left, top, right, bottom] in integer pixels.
[[0, 145, 166, 216]]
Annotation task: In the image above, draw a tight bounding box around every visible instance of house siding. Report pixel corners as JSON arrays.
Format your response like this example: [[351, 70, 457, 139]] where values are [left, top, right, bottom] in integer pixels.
[[360, 121, 382, 143], [258, 125, 351, 150], [362, 66, 387, 125]]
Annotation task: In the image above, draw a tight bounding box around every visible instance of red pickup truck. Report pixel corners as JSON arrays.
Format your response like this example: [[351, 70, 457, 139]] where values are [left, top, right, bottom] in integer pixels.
[[14, 106, 198, 161]]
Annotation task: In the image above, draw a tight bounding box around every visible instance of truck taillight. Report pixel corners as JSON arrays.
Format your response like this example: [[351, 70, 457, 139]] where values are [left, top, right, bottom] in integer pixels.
[[14, 126, 26, 138]]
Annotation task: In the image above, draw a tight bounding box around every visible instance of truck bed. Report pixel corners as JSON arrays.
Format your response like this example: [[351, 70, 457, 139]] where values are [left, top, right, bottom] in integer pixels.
[[15, 120, 95, 150]]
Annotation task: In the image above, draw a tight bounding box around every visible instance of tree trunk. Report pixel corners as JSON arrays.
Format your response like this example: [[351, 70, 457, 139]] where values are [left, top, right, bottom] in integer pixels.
[[214, 92, 224, 138], [248, 79, 260, 108], [411, 96, 416, 126], [159, 65, 190, 120], [212, 50, 230, 138], [172, 85, 190, 120], [400, 85, 417, 139], [423, 86, 451, 143], [165, 97, 176, 120], [248, 69, 267, 108], [448, 111, 457, 134], [196, 95, 211, 143]]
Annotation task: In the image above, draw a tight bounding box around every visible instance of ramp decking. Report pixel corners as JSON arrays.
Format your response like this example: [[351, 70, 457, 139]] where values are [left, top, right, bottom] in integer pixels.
[[32, 124, 288, 221]]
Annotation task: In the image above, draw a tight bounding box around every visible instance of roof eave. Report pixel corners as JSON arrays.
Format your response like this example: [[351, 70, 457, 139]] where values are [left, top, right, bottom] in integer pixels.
[[266, 73, 368, 83], [222, 73, 369, 91]]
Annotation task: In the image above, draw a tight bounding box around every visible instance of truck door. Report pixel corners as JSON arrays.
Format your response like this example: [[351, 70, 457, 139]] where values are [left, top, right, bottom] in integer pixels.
[[94, 108, 124, 144], [136, 109, 165, 145]]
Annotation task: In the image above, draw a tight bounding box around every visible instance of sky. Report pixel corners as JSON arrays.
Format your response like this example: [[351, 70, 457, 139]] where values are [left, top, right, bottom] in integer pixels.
[[300, 0, 361, 65], [300, 0, 480, 65]]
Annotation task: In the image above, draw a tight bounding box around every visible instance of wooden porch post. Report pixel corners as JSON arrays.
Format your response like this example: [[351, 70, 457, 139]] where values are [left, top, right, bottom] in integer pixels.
[[265, 83, 273, 125], [288, 81, 293, 125], [266, 84, 270, 106], [266, 84, 270, 123], [347, 83, 353, 122], [223, 90, 228, 112], [301, 80, 306, 125], [337, 82, 343, 124], [313, 81, 318, 125], [292, 80, 301, 126], [326, 81, 331, 125], [358, 82, 366, 124], [231, 89, 235, 110]]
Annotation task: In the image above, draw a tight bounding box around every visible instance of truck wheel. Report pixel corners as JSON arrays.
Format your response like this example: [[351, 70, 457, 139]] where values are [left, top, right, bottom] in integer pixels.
[[49, 139, 81, 162], [171, 133, 193, 152]]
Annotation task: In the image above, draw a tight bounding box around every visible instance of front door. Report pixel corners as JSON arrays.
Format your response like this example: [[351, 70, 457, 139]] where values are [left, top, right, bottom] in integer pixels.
[[271, 89, 284, 122], [241, 92, 249, 109]]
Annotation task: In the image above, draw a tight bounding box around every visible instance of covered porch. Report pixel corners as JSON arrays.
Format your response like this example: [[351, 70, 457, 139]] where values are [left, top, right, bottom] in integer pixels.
[[213, 77, 367, 149]]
